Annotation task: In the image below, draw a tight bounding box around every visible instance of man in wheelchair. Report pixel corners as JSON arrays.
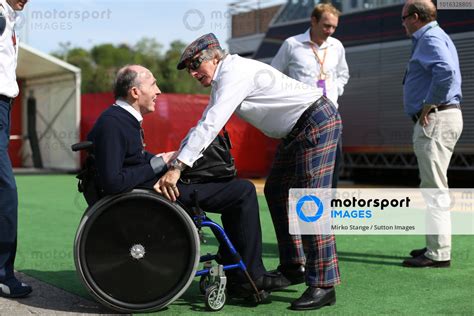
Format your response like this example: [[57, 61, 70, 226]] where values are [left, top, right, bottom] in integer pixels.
[[85, 64, 286, 300]]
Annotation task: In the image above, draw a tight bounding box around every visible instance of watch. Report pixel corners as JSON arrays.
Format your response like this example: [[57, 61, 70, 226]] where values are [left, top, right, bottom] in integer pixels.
[[171, 159, 187, 172]]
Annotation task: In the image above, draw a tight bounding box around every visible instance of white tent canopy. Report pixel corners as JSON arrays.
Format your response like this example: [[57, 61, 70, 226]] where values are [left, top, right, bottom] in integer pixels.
[[17, 43, 81, 171]]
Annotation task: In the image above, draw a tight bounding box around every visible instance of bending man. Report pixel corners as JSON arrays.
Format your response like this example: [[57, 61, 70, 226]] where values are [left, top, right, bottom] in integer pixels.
[[156, 34, 342, 311]]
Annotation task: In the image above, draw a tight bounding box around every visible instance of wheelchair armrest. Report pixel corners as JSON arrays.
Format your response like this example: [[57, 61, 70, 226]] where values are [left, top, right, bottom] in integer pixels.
[[72, 141, 94, 152]]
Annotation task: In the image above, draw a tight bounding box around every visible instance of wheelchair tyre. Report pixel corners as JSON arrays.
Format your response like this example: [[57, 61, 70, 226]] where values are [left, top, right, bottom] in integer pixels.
[[205, 284, 226, 312], [74, 189, 200, 313]]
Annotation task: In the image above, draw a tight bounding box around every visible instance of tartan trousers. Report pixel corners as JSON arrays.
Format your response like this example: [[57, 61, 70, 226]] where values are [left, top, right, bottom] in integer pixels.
[[264, 97, 342, 287]]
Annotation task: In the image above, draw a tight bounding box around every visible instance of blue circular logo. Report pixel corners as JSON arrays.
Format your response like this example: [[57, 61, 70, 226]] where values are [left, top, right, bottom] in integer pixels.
[[296, 195, 324, 222]]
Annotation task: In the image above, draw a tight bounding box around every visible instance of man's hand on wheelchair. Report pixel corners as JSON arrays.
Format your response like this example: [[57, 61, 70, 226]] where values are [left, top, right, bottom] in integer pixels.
[[154, 169, 181, 202]]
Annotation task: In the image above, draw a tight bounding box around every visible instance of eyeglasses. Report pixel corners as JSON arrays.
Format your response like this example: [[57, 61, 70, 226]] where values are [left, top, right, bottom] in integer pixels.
[[401, 13, 414, 21], [187, 56, 205, 71]]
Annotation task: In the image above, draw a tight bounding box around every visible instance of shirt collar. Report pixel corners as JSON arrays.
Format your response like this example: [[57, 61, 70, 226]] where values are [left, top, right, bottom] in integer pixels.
[[211, 54, 227, 86], [298, 28, 333, 49], [114, 99, 143, 123], [412, 21, 438, 40], [1, 0, 17, 21]]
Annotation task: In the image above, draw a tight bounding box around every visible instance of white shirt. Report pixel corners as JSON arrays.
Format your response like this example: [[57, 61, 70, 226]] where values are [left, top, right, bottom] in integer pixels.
[[0, 0, 20, 98], [271, 29, 349, 108], [177, 54, 323, 167], [114, 99, 143, 123]]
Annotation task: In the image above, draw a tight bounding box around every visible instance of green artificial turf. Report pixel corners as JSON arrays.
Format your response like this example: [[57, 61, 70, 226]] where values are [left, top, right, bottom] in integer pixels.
[[14, 175, 474, 315]]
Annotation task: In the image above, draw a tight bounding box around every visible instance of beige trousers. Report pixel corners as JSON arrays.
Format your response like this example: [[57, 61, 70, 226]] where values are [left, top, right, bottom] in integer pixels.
[[413, 108, 463, 261]]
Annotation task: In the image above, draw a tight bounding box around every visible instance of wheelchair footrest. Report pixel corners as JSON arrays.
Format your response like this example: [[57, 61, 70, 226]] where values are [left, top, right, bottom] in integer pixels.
[[250, 290, 269, 303]]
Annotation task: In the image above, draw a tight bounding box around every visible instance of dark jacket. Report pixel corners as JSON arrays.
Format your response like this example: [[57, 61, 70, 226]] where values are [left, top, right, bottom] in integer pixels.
[[87, 105, 166, 195]]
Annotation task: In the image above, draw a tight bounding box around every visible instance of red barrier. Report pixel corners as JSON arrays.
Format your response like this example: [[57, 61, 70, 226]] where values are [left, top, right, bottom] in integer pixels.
[[80, 92, 115, 143], [9, 89, 22, 167], [81, 93, 278, 178]]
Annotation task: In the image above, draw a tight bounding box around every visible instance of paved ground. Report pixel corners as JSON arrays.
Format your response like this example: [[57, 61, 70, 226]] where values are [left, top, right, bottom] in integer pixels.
[[0, 272, 118, 315]]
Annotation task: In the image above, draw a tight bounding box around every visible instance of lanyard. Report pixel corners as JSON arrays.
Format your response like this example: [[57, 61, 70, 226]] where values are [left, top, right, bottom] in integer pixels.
[[310, 43, 328, 80], [12, 31, 17, 51]]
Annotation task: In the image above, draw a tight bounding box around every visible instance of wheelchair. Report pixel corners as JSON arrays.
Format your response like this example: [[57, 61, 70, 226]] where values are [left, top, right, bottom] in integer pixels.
[[71, 141, 265, 313]]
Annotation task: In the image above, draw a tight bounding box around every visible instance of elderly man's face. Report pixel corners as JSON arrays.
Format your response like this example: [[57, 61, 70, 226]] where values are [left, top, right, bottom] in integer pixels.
[[187, 54, 218, 87], [132, 67, 161, 115], [6, 0, 28, 10], [401, 5, 418, 36]]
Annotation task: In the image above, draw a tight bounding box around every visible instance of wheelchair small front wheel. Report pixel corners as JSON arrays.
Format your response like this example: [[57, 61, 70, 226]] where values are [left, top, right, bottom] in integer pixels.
[[205, 284, 226, 311]]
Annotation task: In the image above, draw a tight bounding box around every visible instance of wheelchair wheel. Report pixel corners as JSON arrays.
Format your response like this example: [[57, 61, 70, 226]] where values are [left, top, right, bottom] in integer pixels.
[[205, 284, 226, 311], [74, 189, 200, 313]]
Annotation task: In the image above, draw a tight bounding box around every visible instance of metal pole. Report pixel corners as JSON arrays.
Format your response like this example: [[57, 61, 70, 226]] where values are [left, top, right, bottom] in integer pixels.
[[27, 90, 43, 168]]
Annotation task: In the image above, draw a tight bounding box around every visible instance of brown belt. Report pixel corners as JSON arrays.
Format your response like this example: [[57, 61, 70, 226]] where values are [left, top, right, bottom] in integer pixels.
[[412, 104, 460, 123]]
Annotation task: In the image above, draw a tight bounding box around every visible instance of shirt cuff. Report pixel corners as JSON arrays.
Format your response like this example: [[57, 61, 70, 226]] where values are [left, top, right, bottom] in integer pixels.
[[150, 156, 168, 175], [177, 147, 200, 168]]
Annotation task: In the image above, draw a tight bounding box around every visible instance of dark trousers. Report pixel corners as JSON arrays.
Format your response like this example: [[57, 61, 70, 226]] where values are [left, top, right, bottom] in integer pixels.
[[176, 178, 266, 281], [0, 98, 18, 282]]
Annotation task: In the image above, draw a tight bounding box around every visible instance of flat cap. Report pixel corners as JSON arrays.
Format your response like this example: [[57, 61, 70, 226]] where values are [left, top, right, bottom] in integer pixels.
[[177, 33, 222, 70]]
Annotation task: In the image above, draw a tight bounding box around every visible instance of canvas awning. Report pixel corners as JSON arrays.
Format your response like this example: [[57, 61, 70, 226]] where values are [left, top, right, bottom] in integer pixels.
[[17, 43, 81, 170]]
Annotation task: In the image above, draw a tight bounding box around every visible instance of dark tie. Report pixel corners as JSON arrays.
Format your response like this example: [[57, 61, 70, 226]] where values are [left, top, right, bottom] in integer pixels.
[[140, 123, 146, 148]]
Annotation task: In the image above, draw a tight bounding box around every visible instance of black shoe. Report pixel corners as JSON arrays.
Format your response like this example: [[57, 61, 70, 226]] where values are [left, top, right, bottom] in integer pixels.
[[227, 271, 290, 296], [269, 264, 305, 285], [0, 278, 32, 298], [254, 272, 292, 292], [290, 286, 336, 311], [409, 247, 427, 258], [403, 254, 450, 268]]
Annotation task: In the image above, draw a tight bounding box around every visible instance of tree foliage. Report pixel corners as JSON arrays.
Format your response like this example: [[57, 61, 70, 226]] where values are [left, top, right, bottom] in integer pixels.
[[52, 38, 209, 94]]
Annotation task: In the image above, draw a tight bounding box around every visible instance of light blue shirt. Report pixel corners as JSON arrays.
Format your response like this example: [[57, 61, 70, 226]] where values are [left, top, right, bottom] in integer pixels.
[[403, 21, 462, 117]]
